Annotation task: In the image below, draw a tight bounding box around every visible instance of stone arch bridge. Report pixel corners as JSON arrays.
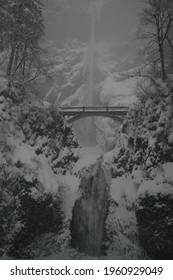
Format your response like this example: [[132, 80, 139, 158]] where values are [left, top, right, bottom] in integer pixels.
[[60, 106, 129, 123]]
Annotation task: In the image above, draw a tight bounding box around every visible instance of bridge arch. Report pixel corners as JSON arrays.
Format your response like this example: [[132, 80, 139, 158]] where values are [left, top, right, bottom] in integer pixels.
[[60, 106, 128, 123], [66, 112, 124, 123]]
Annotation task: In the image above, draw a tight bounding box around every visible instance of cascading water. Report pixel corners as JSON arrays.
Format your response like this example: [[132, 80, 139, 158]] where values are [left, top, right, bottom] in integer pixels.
[[69, 2, 112, 256], [77, 0, 104, 146], [88, 0, 95, 106], [88, 0, 104, 105], [70, 156, 111, 256]]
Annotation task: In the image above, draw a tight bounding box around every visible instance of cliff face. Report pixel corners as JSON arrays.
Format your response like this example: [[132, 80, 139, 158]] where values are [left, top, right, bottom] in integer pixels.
[[111, 84, 173, 259], [70, 158, 111, 256], [120, 84, 173, 169], [0, 84, 79, 259]]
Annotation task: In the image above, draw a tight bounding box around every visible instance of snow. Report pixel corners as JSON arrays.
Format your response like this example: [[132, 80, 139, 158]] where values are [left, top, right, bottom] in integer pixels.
[[9, 129, 80, 224], [12, 141, 36, 167], [162, 162, 173, 183], [110, 175, 138, 204], [0, 95, 5, 103], [103, 149, 115, 164], [146, 157, 153, 168], [0, 32, 172, 259], [58, 174, 80, 221], [37, 155, 60, 194], [148, 136, 156, 147], [111, 176, 130, 202], [107, 173, 145, 259], [0, 77, 7, 91], [158, 111, 170, 126], [110, 160, 173, 205], [11, 139, 60, 193], [73, 146, 103, 173], [137, 181, 173, 197], [58, 173, 80, 189], [100, 74, 137, 106], [137, 164, 173, 198], [7, 127, 81, 221], [10, 135, 81, 198], [43, 100, 51, 109]]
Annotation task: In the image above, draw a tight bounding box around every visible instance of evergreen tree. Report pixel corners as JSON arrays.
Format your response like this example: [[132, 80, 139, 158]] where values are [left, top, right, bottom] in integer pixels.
[[0, 0, 44, 80], [0, 0, 11, 52]]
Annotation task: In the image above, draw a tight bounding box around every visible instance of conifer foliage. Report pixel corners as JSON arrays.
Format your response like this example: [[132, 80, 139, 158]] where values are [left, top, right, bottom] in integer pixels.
[[0, 0, 44, 81]]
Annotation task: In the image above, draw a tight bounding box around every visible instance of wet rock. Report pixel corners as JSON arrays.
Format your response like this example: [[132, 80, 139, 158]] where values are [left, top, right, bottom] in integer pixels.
[[70, 157, 111, 256]]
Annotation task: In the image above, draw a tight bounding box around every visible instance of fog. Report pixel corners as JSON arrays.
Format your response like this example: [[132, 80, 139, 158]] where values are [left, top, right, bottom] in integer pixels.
[[43, 0, 143, 59]]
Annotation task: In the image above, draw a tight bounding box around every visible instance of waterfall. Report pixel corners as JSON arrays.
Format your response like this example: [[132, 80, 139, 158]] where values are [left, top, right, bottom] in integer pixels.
[[88, 1, 95, 106], [72, 1, 105, 146], [88, 0, 104, 106], [70, 156, 111, 256]]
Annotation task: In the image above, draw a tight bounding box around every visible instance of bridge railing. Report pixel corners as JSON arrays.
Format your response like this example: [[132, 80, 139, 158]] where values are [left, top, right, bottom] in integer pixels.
[[60, 106, 128, 112]]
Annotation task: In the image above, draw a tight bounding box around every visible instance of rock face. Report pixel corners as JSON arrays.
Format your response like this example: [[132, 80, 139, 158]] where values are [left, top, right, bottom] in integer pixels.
[[70, 158, 111, 256], [0, 87, 78, 259], [136, 192, 173, 260]]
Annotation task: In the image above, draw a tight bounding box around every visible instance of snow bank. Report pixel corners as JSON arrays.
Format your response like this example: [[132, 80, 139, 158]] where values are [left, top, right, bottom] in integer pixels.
[[110, 175, 138, 204], [11, 137, 81, 220], [137, 163, 173, 197], [100, 74, 137, 106], [73, 146, 103, 173]]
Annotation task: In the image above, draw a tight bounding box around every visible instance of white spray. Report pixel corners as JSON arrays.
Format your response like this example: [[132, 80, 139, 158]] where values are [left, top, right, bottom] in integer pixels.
[[88, 0, 104, 106]]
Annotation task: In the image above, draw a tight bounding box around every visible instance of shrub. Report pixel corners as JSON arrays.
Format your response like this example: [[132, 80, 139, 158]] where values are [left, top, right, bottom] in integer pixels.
[[136, 192, 173, 259], [0, 172, 63, 259]]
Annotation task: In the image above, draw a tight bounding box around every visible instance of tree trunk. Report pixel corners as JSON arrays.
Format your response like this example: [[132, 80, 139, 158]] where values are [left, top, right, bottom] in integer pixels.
[[167, 37, 173, 70], [156, 19, 167, 82], [22, 60, 26, 80], [158, 42, 167, 82], [7, 46, 16, 77], [13, 44, 20, 71], [167, 37, 173, 54]]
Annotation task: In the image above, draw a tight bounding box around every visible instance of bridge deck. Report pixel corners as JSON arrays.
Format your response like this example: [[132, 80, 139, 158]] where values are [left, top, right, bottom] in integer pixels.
[[60, 106, 128, 122], [60, 106, 128, 115]]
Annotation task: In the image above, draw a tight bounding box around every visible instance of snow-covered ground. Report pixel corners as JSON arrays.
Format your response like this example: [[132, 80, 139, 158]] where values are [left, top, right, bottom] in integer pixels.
[[73, 146, 103, 173], [100, 74, 138, 106]]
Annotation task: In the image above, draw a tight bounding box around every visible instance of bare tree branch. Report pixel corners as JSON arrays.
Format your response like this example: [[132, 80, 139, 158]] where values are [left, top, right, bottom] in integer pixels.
[[162, 17, 173, 44], [0, 55, 7, 66], [24, 68, 41, 83], [120, 70, 160, 88]]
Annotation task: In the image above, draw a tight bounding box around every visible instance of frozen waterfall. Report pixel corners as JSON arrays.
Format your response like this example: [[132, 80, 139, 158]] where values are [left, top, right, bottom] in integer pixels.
[[70, 156, 111, 256]]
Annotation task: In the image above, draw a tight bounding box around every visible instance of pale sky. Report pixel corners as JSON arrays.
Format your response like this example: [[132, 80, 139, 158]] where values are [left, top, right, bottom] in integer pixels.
[[97, 0, 142, 42], [43, 0, 143, 46]]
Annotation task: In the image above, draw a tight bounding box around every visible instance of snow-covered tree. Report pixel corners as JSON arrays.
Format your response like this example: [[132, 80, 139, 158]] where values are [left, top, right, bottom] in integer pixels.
[[0, 0, 44, 81], [139, 0, 173, 81]]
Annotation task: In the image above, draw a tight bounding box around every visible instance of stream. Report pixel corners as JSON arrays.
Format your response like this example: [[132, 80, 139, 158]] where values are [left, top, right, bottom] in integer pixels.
[[67, 146, 146, 259]]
